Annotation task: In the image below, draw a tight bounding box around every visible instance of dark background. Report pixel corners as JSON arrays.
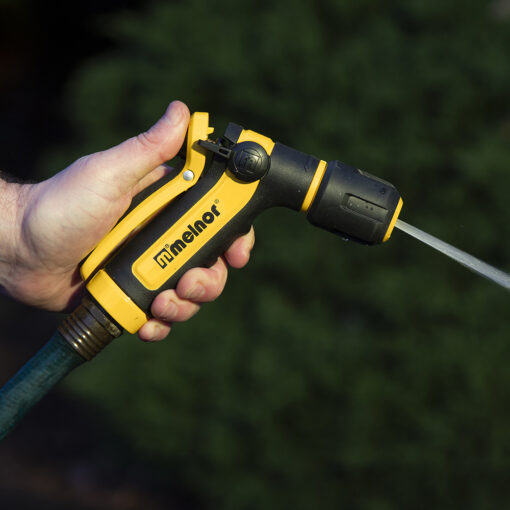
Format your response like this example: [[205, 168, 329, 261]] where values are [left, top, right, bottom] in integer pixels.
[[1, 0, 510, 508]]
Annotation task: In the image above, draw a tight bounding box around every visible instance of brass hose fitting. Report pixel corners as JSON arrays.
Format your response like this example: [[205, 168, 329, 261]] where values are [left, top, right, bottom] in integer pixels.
[[58, 296, 122, 361]]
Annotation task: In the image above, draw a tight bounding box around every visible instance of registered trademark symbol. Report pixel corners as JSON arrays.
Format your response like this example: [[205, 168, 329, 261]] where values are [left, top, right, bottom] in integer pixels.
[[215, 199, 219, 204], [165, 244, 170, 249]]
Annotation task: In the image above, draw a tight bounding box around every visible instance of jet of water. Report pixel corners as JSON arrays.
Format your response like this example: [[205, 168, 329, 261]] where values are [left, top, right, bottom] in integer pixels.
[[395, 219, 510, 291]]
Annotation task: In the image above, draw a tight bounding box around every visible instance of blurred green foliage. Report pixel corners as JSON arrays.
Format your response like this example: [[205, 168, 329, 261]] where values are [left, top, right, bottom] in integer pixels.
[[42, 0, 510, 508]]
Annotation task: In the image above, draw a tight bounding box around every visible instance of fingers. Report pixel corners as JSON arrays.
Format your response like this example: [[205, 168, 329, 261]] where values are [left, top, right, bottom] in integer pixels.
[[176, 256, 229, 302], [137, 257, 228, 342], [138, 288, 203, 342], [130, 164, 172, 197], [224, 227, 255, 268], [151, 289, 201, 323], [88, 101, 190, 193], [138, 319, 172, 342], [138, 229, 255, 342]]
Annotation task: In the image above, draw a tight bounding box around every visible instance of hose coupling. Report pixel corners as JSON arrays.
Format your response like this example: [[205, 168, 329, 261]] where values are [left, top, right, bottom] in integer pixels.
[[58, 296, 122, 361]]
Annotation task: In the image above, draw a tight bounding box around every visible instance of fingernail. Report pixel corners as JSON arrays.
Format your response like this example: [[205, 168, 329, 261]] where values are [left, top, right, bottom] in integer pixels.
[[142, 323, 158, 342], [168, 101, 184, 126], [142, 322, 164, 342], [243, 240, 254, 260], [151, 322, 168, 341], [184, 283, 205, 300]]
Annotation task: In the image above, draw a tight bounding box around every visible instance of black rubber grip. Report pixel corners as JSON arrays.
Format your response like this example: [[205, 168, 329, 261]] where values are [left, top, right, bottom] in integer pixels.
[[104, 159, 232, 312]]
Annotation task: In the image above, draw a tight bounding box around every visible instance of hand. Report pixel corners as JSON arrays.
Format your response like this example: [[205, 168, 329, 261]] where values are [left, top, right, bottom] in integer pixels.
[[0, 101, 255, 341]]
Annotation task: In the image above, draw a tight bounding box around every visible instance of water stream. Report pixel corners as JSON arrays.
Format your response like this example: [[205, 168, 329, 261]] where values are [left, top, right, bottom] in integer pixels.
[[395, 219, 510, 291]]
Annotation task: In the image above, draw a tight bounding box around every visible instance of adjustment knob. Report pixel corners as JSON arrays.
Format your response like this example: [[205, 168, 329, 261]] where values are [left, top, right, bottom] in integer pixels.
[[228, 141, 270, 182]]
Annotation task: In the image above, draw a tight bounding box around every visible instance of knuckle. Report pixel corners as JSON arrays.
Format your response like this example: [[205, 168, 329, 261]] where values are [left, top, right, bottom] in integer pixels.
[[172, 302, 200, 322], [183, 303, 201, 320], [135, 130, 159, 153], [209, 274, 227, 299], [207, 286, 222, 301]]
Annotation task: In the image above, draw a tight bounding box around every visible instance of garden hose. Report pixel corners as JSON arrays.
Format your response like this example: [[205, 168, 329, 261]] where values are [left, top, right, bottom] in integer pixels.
[[0, 297, 121, 440]]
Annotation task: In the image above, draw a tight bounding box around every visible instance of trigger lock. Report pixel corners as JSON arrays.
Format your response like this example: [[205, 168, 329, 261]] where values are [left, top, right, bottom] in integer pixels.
[[198, 139, 232, 159], [199, 138, 270, 183]]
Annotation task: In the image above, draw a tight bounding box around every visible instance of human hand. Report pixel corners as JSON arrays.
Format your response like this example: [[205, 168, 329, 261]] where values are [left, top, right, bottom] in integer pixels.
[[0, 101, 255, 341]]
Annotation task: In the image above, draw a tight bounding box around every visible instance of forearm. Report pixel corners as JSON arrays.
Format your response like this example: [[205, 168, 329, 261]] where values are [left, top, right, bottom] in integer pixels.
[[0, 177, 24, 290]]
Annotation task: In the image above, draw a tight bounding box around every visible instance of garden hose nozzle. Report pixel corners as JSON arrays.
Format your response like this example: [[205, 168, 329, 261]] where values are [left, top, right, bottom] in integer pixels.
[[77, 113, 402, 339], [0, 112, 402, 437]]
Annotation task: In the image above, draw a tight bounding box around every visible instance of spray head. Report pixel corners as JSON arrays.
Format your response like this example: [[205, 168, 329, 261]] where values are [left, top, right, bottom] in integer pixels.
[[306, 160, 403, 244]]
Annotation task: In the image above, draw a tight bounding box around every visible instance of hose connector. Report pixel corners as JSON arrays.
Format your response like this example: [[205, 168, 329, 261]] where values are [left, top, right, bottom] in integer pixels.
[[58, 296, 122, 361]]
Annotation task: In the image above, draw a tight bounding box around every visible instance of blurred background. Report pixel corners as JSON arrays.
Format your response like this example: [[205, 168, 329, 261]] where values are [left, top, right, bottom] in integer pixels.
[[1, 0, 510, 508]]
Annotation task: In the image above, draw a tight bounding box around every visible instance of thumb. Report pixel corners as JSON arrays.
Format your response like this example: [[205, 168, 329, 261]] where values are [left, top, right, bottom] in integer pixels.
[[89, 100, 190, 191]]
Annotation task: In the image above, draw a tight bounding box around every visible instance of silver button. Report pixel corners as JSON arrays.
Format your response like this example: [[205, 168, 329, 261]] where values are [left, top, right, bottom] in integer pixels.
[[183, 170, 194, 181]]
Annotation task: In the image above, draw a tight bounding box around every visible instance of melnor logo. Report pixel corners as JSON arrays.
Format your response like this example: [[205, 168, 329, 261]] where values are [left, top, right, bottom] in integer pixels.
[[153, 204, 220, 269], [154, 246, 174, 269]]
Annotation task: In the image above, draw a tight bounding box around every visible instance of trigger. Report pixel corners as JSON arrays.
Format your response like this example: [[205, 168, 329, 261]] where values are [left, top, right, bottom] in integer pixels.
[[80, 112, 214, 281]]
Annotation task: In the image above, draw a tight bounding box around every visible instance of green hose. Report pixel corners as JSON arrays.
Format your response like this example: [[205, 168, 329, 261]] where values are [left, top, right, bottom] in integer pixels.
[[0, 330, 85, 440], [0, 296, 122, 440]]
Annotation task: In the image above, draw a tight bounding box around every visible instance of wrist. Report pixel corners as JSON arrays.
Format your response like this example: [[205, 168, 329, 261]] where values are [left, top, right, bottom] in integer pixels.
[[0, 179, 27, 290]]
